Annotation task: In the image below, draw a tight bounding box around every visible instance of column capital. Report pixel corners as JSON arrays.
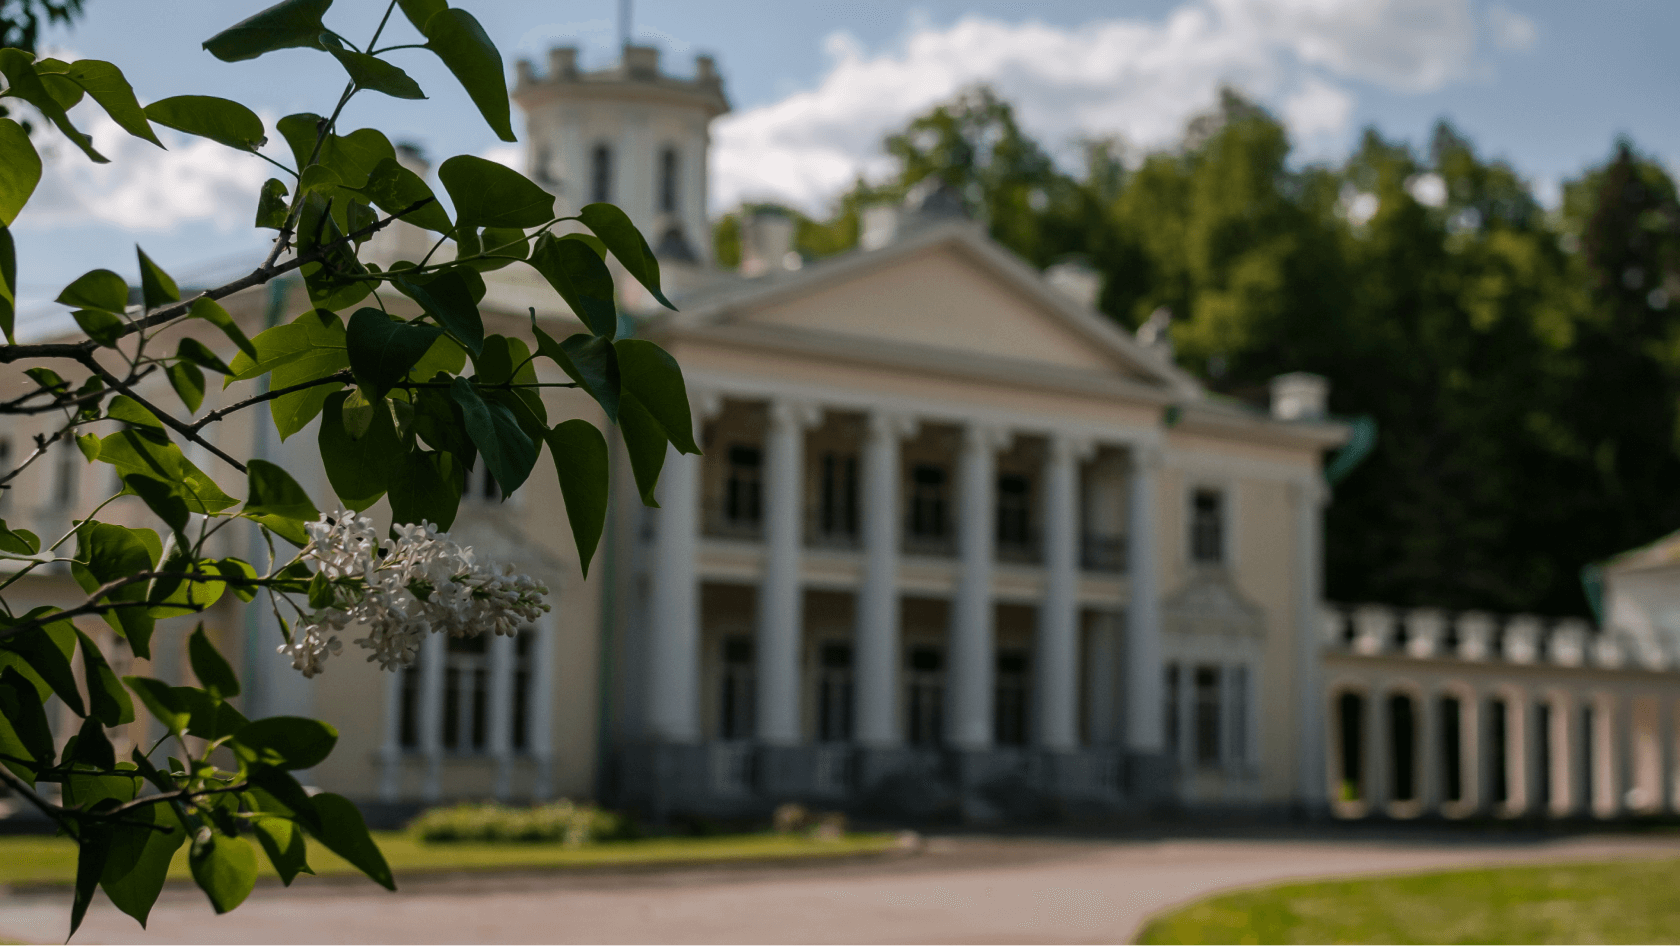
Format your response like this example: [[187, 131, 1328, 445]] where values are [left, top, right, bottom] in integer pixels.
[[767, 398, 824, 431], [866, 410, 919, 442], [1049, 432, 1096, 464], [1129, 442, 1164, 472], [961, 422, 1011, 454]]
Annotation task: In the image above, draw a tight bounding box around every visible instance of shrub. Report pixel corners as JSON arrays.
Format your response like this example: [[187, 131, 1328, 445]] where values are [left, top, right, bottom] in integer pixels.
[[410, 801, 634, 845]]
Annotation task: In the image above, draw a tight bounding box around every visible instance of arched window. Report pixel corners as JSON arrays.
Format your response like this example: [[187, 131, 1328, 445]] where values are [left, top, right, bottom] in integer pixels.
[[590, 143, 613, 204], [658, 146, 679, 213]]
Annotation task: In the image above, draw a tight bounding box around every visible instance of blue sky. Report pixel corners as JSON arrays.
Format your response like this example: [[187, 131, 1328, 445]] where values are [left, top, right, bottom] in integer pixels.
[[8, 0, 1680, 333]]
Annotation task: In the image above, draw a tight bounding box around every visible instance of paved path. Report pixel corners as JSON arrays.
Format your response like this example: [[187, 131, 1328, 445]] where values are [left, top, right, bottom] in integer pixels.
[[4, 832, 1680, 944]]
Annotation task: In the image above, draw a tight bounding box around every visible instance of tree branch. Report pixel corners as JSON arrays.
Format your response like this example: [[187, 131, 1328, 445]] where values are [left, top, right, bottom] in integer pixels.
[[72, 352, 249, 474]]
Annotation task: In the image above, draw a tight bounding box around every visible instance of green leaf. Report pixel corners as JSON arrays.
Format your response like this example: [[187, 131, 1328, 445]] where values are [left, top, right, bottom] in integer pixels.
[[77, 630, 134, 726], [277, 119, 394, 190], [347, 307, 443, 396], [422, 8, 514, 142], [188, 624, 240, 699], [178, 337, 232, 374], [450, 377, 539, 496], [255, 177, 289, 229], [124, 473, 190, 538], [308, 792, 395, 890], [63, 59, 160, 146], [0, 49, 106, 163], [56, 267, 127, 314], [244, 458, 320, 521], [166, 362, 205, 413], [482, 226, 530, 262], [246, 765, 323, 834], [0, 118, 41, 226], [533, 326, 618, 421], [189, 296, 257, 360], [438, 155, 553, 229], [0, 616, 82, 715], [191, 833, 258, 914], [96, 430, 238, 514], [234, 716, 338, 770], [320, 41, 426, 100], [396, 0, 445, 32], [67, 713, 116, 770], [0, 667, 53, 780], [180, 688, 248, 740], [74, 308, 126, 347], [203, 0, 332, 62], [408, 332, 467, 382], [135, 246, 180, 310], [388, 449, 459, 530], [213, 557, 262, 601], [392, 271, 484, 356], [72, 522, 159, 655], [296, 192, 372, 310], [123, 676, 190, 736], [296, 163, 341, 196], [615, 338, 699, 453], [227, 309, 349, 439], [529, 232, 618, 337], [318, 390, 401, 510], [101, 803, 185, 927], [144, 95, 266, 152], [618, 392, 667, 507], [546, 420, 609, 577], [0, 519, 40, 556], [34, 60, 83, 110], [250, 815, 311, 886], [71, 824, 113, 939], [411, 386, 476, 467], [340, 387, 377, 439], [107, 393, 162, 429], [0, 222, 12, 343], [361, 157, 451, 232], [580, 203, 675, 310]]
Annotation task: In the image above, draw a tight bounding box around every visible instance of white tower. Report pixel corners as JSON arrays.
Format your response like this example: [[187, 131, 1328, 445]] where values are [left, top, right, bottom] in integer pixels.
[[513, 45, 730, 268]]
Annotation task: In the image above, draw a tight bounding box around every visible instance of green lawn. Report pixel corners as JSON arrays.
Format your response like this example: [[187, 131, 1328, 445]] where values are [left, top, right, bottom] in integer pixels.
[[0, 831, 900, 888], [1139, 857, 1680, 945]]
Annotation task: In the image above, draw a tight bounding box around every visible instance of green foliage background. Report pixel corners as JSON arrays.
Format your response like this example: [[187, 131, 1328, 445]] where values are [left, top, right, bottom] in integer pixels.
[[723, 87, 1680, 617]]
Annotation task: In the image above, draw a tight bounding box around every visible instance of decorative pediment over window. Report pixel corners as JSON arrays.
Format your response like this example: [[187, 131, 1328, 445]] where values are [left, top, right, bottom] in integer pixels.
[[1164, 571, 1266, 640]]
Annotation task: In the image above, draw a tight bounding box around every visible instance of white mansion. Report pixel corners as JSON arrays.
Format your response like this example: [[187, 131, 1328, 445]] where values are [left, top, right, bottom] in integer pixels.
[[9, 45, 1680, 825]]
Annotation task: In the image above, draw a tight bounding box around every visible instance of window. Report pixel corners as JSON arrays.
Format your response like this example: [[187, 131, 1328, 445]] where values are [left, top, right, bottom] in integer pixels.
[[1389, 693, 1416, 802], [1337, 692, 1365, 800], [443, 635, 490, 753], [590, 142, 613, 203], [399, 662, 422, 749], [819, 452, 858, 539], [1193, 665, 1221, 765], [1190, 488, 1224, 564], [1439, 696, 1462, 802], [1488, 697, 1509, 805], [906, 645, 944, 746], [1536, 701, 1552, 810], [817, 642, 853, 742], [53, 439, 78, 508], [908, 464, 948, 539], [725, 445, 763, 526], [658, 146, 679, 214], [996, 473, 1031, 547], [1228, 665, 1249, 765], [994, 649, 1029, 746], [0, 438, 10, 510], [474, 463, 501, 503], [719, 636, 755, 740], [1164, 663, 1180, 755], [511, 630, 534, 752]]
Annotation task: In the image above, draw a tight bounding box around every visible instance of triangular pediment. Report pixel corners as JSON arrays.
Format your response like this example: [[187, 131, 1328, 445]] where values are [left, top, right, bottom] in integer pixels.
[[702, 227, 1189, 390]]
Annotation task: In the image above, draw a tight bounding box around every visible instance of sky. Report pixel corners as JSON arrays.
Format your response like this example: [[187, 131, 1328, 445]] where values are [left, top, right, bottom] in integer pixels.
[[8, 0, 1680, 334]]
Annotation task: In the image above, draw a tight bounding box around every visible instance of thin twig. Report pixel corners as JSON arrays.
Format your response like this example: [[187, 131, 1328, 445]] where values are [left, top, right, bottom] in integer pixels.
[[73, 353, 248, 474]]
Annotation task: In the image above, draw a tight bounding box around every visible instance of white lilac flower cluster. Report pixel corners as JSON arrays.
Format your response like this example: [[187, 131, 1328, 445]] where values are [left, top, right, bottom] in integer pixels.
[[278, 511, 551, 678]]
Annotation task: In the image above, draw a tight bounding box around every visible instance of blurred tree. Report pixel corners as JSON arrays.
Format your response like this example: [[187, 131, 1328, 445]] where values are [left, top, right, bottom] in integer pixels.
[[0, 0, 86, 132]]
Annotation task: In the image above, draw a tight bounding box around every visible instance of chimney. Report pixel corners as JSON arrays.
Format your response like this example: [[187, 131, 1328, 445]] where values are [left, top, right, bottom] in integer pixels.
[[1270, 372, 1329, 421], [1136, 306, 1174, 362], [859, 204, 899, 251], [696, 54, 719, 86], [515, 59, 535, 87], [1045, 261, 1100, 310], [547, 46, 577, 81], [623, 44, 660, 79], [740, 210, 797, 278]]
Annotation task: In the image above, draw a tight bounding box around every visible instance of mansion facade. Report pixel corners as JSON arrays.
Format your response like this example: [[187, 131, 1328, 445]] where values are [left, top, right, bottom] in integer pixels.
[[7, 45, 1680, 826]]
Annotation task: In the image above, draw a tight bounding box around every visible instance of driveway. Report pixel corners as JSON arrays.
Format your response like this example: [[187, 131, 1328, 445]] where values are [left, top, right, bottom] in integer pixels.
[[3, 832, 1679, 944]]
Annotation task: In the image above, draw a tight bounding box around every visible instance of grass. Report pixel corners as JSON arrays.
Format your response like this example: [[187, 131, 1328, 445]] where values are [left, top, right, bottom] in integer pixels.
[[1139, 857, 1680, 945], [0, 831, 901, 888]]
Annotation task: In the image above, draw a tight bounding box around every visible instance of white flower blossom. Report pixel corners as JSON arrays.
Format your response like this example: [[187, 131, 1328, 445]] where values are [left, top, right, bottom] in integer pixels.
[[277, 512, 551, 677]]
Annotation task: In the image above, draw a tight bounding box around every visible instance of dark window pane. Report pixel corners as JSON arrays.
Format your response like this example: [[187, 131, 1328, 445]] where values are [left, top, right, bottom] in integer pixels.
[[1191, 488, 1224, 564]]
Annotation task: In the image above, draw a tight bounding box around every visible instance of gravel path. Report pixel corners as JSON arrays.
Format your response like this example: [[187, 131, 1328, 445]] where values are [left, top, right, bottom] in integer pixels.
[[4, 832, 1679, 944]]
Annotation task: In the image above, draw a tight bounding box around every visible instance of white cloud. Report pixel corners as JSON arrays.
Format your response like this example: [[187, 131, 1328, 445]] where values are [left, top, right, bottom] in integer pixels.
[[17, 109, 275, 232], [481, 145, 522, 170], [1486, 4, 1538, 51], [712, 0, 1485, 213]]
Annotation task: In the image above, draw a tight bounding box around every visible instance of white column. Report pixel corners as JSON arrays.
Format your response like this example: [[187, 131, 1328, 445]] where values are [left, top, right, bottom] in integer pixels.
[[855, 412, 909, 748], [1366, 685, 1387, 812], [1035, 434, 1083, 752], [378, 669, 402, 801], [757, 400, 817, 746], [1083, 613, 1118, 745], [529, 615, 557, 800], [948, 424, 1002, 750], [1124, 445, 1165, 753], [487, 632, 515, 800], [1420, 687, 1440, 813], [1293, 479, 1328, 808], [418, 632, 446, 802], [647, 444, 701, 743]]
